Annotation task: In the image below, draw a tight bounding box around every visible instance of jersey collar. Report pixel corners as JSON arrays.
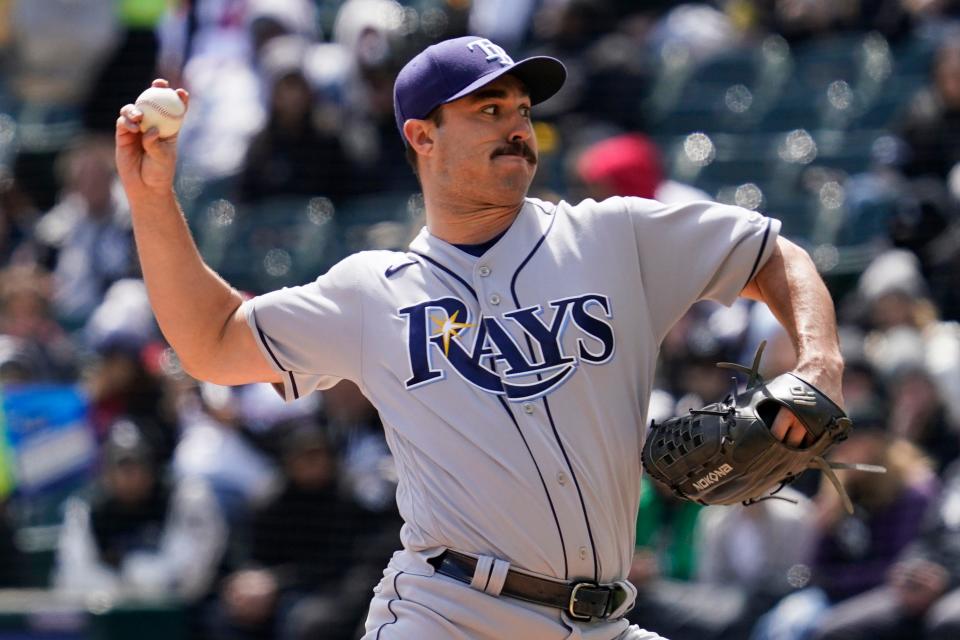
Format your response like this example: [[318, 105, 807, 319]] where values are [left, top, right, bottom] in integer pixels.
[[408, 199, 557, 277]]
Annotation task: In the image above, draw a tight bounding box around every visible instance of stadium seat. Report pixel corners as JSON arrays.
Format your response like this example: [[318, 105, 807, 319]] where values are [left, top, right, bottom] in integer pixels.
[[332, 191, 422, 258], [756, 33, 894, 132], [649, 38, 793, 135]]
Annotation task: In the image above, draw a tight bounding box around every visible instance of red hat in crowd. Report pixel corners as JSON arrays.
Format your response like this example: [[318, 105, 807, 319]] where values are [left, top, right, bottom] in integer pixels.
[[576, 133, 664, 199]]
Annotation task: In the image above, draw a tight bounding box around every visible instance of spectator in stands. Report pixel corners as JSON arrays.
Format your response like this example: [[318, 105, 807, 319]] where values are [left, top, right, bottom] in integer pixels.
[[171, 381, 313, 528], [0, 0, 120, 211], [321, 0, 420, 195], [575, 133, 711, 205], [753, 0, 911, 43], [811, 458, 960, 639], [84, 330, 178, 465], [0, 334, 56, 383], [33, 135, 135, 327], [238, 37, 349, 205], [525, 0, 653, 129], [888, 364, 959, 473], [53, 420, 226, 602], [0, 498, 25, 587], [647, 4, 740, 63], [0, 266, 76, 381], [0, 172, 41, 266], [752, 427, 938, 640], [162, 0, 320, 180], [469, 0, 539, 51], [627, 477, 720, 640], [209, 418, 397, 640], [901, 0, 960, 26], [696, 490, 818, 636], [656, 301, 753, 414], [897, 40, 960, 181], [322, 380, 397, 513], [855, 249, 960, 436], [83, 0, 165, 134]]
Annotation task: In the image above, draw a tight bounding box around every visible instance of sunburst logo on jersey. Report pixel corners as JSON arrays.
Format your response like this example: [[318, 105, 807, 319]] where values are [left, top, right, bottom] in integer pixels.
[[431, 310, 474, 356]]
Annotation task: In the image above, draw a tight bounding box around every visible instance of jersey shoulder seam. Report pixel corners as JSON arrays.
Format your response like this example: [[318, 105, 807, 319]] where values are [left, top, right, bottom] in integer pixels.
[[527, 198, 557, 215]]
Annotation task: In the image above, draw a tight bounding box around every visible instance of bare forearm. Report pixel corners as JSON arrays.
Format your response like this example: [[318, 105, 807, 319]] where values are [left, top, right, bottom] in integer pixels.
[[116, 84, 276, 386], [129, 188, 243, 375], [743, 237, 843, 375]]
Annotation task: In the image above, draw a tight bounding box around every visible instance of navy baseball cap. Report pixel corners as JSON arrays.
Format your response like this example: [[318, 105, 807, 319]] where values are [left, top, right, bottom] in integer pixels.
[[393, 36, 566, 139]]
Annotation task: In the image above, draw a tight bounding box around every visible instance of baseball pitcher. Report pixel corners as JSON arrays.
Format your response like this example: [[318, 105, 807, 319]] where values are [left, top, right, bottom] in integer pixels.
[[116, 36, 846, 640]]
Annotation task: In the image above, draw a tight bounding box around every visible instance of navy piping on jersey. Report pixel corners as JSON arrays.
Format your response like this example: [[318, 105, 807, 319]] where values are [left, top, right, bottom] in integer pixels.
[[508, 211, 600, 582], [410, 252, 477, 300], [540, 398, 599, 581], [412, 250, 570, 579], [488, 326, 570, 578], [256, 325, 300, 400], [374, 571, 404, 639], [493, 371, 570, 579], [743, 217, 772, 289], [528, 199, 556, 216], [385, 260, 417, 278]]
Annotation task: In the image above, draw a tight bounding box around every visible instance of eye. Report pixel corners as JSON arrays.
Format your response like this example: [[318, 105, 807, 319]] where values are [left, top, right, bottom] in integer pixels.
[[481, 105, 498, 115], [520, 105, 531, 118]]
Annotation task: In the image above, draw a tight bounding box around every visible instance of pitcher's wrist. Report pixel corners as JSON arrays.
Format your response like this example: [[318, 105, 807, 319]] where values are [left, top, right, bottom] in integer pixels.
[[128, 186, 180, 214]]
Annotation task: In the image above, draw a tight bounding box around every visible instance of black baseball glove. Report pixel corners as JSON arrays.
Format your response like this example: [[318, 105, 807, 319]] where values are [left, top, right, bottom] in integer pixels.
[[642, 341, 884, 514]]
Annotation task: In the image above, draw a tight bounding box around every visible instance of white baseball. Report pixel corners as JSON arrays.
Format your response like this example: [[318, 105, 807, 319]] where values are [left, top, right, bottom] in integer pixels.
[[135, 87, 186, 139]]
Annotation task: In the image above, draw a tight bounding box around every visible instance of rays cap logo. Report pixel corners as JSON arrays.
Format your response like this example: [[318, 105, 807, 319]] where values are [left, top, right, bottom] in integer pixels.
[[393, 36, 567, 138]]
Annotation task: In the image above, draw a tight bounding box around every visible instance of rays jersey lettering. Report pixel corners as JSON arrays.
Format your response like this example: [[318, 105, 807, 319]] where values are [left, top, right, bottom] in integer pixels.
[[399, 293, 614, 401]]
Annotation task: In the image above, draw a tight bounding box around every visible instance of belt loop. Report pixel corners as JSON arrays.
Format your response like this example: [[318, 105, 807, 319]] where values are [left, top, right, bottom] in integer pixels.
[[606, 580, 638, 619], [484, 558, 511, 596], [469, 555, 495, 592]]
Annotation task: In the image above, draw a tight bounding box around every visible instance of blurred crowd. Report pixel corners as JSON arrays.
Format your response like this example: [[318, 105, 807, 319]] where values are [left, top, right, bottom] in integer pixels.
[[0, 0, 959, 638]]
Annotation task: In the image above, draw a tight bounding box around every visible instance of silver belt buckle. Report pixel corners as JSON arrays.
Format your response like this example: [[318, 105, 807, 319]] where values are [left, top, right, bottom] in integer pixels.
[[568, 582, 596, 621]]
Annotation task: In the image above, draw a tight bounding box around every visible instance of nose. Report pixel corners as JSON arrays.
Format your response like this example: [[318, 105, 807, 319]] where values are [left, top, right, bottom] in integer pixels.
[[507, 112, 532, 143]]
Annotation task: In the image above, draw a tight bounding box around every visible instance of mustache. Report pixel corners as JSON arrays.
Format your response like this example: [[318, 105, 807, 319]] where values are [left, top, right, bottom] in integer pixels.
[[491, 141, 537, 164]]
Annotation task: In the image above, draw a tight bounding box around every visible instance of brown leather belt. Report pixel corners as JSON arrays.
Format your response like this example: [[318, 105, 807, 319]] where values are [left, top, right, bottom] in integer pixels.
[[427, 550, 628, 621]]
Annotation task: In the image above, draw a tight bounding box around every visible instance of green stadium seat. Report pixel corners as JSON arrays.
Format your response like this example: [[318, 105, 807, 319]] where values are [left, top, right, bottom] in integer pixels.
[[192, 197, 337, 293], [756, 33, 895, 132], [332, 191, 422, 257], [650, 39, 793, 135]]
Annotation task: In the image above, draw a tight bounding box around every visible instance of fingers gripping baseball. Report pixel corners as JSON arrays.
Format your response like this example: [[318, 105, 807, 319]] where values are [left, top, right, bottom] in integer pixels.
[[115, 79, 189, 196]]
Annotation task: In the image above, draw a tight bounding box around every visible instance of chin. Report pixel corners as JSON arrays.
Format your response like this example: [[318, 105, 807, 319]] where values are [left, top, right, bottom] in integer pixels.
[[493, 162, 535, 185], [497, 175, 534, 200]]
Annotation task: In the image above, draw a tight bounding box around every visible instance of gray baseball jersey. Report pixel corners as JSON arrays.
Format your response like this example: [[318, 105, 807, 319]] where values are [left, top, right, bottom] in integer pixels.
[[240, 195, 780, 638]]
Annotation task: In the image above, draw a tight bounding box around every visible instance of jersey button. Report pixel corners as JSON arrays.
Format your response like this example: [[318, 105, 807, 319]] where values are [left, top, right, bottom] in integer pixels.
[[478, 265, 491, 277], [489, 293, 501, 305], [579, 546, 588, 560], [522, 402, 535, 414], [557, 471, 567, 485]]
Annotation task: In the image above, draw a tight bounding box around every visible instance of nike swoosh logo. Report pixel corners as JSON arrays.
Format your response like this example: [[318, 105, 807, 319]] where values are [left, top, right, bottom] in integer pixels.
[[385, 261, 416, 277]]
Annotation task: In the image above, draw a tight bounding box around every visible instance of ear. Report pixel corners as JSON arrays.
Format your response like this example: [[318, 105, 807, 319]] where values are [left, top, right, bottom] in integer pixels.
[[403, 118, 435, 159]]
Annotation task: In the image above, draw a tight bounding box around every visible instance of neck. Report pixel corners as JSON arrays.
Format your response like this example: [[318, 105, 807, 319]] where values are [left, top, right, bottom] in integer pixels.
[[423, 189, 524, 244]]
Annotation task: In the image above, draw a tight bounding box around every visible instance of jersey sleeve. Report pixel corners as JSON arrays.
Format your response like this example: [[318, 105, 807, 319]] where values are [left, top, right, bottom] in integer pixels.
[[625, 197, 781, 342], [240, 256, 364, 401]]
